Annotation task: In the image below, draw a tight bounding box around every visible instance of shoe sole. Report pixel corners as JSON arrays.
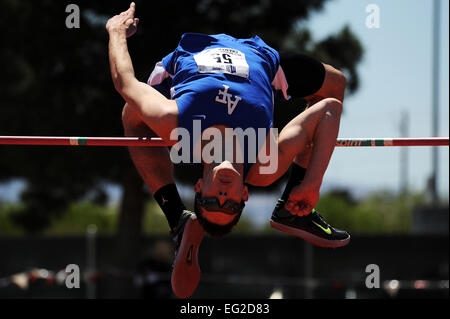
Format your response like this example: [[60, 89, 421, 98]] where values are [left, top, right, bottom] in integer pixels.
[[270, 219, 350, 248], [171, 214, 205, 298]]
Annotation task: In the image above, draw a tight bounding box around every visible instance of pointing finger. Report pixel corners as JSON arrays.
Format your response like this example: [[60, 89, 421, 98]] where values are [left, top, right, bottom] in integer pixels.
[[129, 2, 136, 16], [121, 3, 135, 19], [125, 18, 134, 27]]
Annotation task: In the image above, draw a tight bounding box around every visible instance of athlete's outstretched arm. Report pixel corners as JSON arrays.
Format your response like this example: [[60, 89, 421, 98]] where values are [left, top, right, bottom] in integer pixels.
[[106, 2, 167, 110], [106, 3, 139, 94], [106, 3, 178, 142]]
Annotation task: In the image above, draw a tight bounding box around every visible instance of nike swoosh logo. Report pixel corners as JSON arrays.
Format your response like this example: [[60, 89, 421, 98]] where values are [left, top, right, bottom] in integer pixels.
[[312, 221, 332, 235], [186, 245, 194, 265]]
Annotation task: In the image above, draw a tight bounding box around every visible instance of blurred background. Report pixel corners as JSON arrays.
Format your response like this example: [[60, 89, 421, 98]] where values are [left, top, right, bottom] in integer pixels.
[[0, 0, 448, 299]]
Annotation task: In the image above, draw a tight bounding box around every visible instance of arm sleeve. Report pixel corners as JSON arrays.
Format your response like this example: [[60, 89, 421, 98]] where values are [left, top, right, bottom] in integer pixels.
[[147, 61, 172, 99], [278, 52, 326, 99], [272, 66, 290, 100]]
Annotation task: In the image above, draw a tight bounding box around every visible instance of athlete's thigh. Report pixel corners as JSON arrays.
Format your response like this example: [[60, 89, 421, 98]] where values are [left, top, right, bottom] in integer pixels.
[[246, 99, 333, 186], [245, 130, 291, 186]]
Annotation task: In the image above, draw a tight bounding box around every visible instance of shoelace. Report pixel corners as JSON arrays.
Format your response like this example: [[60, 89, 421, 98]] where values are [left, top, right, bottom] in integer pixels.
[[311, 210, 331, 228], [278, 200, 330, 228]]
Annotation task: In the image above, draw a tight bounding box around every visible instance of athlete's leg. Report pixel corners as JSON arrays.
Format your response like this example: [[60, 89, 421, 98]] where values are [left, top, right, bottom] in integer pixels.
[[123, 102, 205, 298], [248, 97, 342, 187], [269, 98, 349, 248], [278, 98, 342, 183], [122, 102, 186, 230], [122, 102, 174, 193], [280, 101, 330, 201]]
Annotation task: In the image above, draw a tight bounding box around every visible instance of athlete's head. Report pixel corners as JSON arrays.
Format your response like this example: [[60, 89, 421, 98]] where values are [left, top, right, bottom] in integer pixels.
[[194, 161, 248, 237]]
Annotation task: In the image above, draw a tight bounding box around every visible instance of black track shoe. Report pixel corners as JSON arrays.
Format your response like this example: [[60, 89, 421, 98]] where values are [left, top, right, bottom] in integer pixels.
[[270, 199, 350, 248]]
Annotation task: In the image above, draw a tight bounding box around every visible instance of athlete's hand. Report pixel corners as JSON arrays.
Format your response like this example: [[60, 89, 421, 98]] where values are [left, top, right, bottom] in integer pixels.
[[285, 184, 320, 216], [106, 2, 139, 38]]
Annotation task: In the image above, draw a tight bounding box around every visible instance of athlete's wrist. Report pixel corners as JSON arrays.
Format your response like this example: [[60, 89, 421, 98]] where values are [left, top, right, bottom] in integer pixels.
[[299, 177, 322, 192], [108, 27, 127, 39]]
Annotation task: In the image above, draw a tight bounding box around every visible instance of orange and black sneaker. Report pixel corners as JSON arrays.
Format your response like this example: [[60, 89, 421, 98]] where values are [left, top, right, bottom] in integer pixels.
[[170, 211, 205, 299], [270, 199, 350, 248]]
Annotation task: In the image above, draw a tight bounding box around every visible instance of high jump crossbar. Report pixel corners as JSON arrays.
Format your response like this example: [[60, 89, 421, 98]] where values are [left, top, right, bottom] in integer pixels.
[[0, 136, 448, 147]]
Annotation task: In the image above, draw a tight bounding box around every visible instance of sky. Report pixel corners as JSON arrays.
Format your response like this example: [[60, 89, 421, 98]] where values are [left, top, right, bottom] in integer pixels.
[[0, 0, 448, 227], [305, 0, 449, 197]]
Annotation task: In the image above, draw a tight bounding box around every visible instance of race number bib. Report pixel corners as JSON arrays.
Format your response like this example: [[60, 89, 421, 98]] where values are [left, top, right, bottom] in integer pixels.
[[194, 48, 249, 79]]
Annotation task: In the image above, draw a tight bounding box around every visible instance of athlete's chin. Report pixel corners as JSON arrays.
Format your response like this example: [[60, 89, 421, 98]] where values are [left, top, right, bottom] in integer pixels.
[[215, 172, 242, 191]]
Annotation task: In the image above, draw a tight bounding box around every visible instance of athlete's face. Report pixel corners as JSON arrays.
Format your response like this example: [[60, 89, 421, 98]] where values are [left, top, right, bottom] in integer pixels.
[[194, 161, 248, 226]]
